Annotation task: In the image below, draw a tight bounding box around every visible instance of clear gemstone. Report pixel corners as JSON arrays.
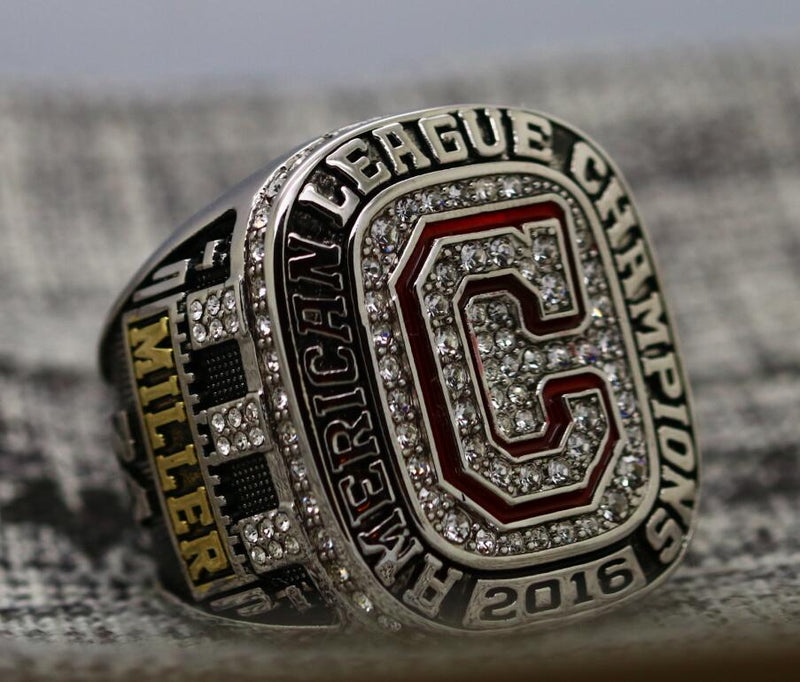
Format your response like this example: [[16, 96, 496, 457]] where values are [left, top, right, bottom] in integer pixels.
[[189, 299, 204, 321], [371, 218, 398, 253], [353, 592, 374, 612], [272, 388, 288, 410], [618, 392, 636, 418], [468, 303, 487, 326], [425, 292, 448, 316], [522, 349, 543, 372], [547, 346, 571, 369], [519, 258, 536, 280], [290, 459, 307, 480], [475, 529, 496, 555], [206, 295, 220, 316], [250, 240, 265, 261], [284, 536, 300, 555], [617, 454, 646, 488], [253, 206, 269, 228], [484, 359, 500, 382], [267, 540, 284, 560], [548, 457, 570, 484], [576, 516, 599, 537], [363, 258, 381, 282], [540, 273, 566, 305], [487, 300, 511, 325], [208, 318, 224, 339], [224, 314, 239, 334], [603, 361, 625, 387], [379, 355, 401, 382], [533, 235, 557, 263], [601, 490, 630, 521], [395, 197, 416, 223], [578, 342, 599, 365], [443, 364, 468, 392], [465, 439, 486, 462], [461, 243, 489, 271], [477, 332, 494, 355], [396, 423, 418, 448], [419, 487, 441, 512], [434, 261, 458, 287], [592, 296, 612, 321], [515, 410, 536, 432], [273, 511, 291, 532], [568, 433, 590, 458], [245, 401, 260, 422], [407, 456, 430, 478], [420, 189, 444, 212], [526, 527, 550, 550], [227, 408, 243, 429], [364, 290, 386, 315], [505, 532, 524, 553], [436, 327, 459, 356], [501, 352, 521, 377], [490, 238, 514, 266], [279, 422, 298, 445], [223, 289, 236, 310], [260, 522, 274, 544], [266, 352, 280, 373], [473, 178, 497, 201], [249, 427, 265, 447], [517, 464, 541, 491], [256, 315, 271, 336], [316, 531, 334, 552], [302, 495, 318, 516], [242, 523, 258, 543], [234, 431, 249, 451], [553, 521, 575, 544], [500, 176, 522, 198], [443, 511, 470, 544], [596, 330, 620, 355], [507, 385, 527, 404], [373, 324, 392, 347], [456, 401, 477, 427], [490, 385, 506, 410], [250, 546, 267, 565], [490, 459, 509, 485], [266, 169, 287, 198], [333, 565, 350, 583], [495, 329, 515, 350], [573, 400, 599, 427], [216, 437, 231, 457], [210, 412, 225, 433], [389, 389, 411, 415], [192, 323, 207, 343], [253, 278, 267, 299], [446, 184, 463, 204]]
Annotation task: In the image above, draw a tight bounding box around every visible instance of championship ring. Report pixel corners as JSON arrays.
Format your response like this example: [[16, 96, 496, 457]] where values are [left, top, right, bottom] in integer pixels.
[[99, 105, 699, 633]]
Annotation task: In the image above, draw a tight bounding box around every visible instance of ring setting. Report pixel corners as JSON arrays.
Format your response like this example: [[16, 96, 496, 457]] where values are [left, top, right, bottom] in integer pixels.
[[100, 105, 699, 633]]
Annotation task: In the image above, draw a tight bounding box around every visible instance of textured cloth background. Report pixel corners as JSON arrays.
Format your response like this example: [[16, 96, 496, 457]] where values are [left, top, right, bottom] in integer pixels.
[[0, 41, 799, 680]]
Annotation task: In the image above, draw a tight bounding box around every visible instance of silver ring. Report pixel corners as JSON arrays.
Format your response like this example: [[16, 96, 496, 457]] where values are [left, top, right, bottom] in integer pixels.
[[99, 104, 700, 634]]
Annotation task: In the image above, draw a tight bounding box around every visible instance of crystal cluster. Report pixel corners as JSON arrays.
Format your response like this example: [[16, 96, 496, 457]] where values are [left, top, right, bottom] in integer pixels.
[[206, 395, 268, 460], [358, 173, 650, 558], [242, 146, 397, 629], [239, 509, 303, 572], [188, 286, 241, 348]]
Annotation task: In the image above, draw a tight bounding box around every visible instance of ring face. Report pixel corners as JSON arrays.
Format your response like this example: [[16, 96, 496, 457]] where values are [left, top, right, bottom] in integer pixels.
[[102, 105, 699, 633]]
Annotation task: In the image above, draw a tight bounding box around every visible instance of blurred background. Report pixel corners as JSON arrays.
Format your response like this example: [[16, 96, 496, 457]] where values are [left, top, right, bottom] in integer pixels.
[[2, 1, 799, 87], [0, 3, 799, 682]]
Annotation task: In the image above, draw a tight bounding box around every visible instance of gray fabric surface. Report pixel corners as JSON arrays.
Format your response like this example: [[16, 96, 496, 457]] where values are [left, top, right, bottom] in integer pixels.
[[1, 40, 799, 679]]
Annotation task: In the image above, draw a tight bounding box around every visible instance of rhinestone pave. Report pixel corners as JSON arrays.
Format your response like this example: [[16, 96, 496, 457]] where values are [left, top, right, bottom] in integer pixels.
[[359, 174, 649, 559]]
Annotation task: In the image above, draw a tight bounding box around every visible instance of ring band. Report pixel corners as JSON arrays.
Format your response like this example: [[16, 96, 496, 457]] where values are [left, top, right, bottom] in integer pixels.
[[99, 105, 700, 634]]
